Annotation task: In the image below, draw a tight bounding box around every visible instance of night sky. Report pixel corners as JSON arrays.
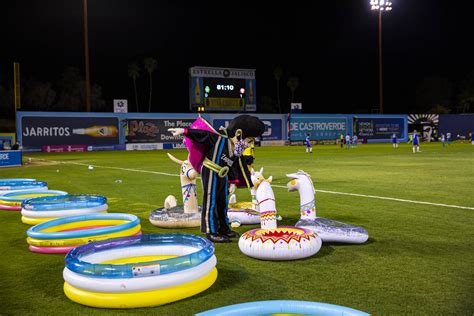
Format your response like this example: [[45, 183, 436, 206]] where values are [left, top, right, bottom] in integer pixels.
[[2, 0, 473, 114]]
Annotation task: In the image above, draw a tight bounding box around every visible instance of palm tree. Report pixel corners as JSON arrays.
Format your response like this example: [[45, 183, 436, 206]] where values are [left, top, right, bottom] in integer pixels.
[[127, 62, 140, 112], [287, 76, 299, 104], [273, 66, 283, 113], [143, 57, 158, 112]]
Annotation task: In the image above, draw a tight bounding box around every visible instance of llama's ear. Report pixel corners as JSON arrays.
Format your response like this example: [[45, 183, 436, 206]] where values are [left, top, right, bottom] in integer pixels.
[[259, 167, 263, 174], [251, 168, 255, 175], [267, 176, 273, 183]]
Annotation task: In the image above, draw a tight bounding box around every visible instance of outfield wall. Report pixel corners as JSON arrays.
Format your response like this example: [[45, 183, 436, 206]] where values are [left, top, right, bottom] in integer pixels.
[[16, 112, 411, 151], [16, 112, 287, 152], [438, 114, 474, 138]]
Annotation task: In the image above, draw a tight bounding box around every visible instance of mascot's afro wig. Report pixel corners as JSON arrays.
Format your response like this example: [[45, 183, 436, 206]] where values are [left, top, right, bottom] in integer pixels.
[[226, 115, 265, 139]]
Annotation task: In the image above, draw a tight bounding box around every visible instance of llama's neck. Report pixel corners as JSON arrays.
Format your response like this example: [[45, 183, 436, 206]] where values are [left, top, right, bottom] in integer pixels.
[[181, 181, 198, 214], [256, 182, 277, 229], [298, 180, 316, 219]]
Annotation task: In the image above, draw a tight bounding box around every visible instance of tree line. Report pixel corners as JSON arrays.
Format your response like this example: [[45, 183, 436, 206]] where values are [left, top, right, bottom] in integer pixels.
[[0, 62, 472, 115]]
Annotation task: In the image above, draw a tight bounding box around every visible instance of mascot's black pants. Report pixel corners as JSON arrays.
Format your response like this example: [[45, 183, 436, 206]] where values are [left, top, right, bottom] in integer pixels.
[[200, 166, 230, 235]]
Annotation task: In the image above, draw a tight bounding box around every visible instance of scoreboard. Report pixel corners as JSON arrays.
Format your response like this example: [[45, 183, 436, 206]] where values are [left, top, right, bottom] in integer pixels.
[[189, 66, 256, 112]]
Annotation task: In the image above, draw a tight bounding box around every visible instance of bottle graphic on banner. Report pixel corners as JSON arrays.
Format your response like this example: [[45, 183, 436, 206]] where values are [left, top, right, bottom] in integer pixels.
[[194, 78, 201, 104], [72, 126, 118, 137], [248, 80, 254, 104]]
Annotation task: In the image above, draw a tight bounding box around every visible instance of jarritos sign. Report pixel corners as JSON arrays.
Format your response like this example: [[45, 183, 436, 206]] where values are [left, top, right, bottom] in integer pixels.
[[125, 118, 194, 143], [21, 116, 119, 147]]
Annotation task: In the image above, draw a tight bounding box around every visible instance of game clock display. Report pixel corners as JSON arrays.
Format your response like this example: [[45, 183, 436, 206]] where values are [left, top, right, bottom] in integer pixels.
[[203, 78, 246, 98]]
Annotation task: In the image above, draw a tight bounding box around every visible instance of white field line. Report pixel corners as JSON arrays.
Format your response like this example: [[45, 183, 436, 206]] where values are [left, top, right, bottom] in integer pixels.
[[29, 158, 474, 211], [272, 185, 474, 210]]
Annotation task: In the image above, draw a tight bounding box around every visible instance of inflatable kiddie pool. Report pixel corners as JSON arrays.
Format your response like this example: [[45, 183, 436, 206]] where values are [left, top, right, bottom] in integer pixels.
[[63, 234, 217, 308], [196, 300, 369, 316], [21, 194, 108, 225], [26, 213, 141, 254], [0, 190, 67, 211], [0, 179, 48, 195]]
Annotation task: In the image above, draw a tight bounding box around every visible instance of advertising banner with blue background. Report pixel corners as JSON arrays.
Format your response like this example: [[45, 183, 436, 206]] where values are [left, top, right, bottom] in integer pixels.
[[0, 150, 22, 168], [210, 114, 285, 141], [290, 115, 348, 141]]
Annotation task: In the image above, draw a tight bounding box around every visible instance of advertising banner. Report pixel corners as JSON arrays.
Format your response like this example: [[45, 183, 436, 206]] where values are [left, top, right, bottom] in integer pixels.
[[126, 143, 163, 151], [21, 116, 119, 147], [212, 118, 283, 141], [42, 145, 87, 153], [290, 116, 348, 141], [0, 150, 22, 168], [125, 118, 194, 144], [354, 117, 404, 140]]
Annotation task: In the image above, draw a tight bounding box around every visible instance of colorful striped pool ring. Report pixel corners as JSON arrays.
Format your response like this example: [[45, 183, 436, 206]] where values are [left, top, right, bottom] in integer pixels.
[[195, 300, 369, 316], [0, 204, 21, 211], [26, 213, 141, 254], [29, 231, 143, 254], [29, 245, 75, 254], [21, 204, 108, 218], [21, 195, 108, 225], [63, 234, 217, 308], [0, 190, 68, 211], [0, 180, 48, 195], [63, 268, 217, 309], [23, 194, 107, 211]]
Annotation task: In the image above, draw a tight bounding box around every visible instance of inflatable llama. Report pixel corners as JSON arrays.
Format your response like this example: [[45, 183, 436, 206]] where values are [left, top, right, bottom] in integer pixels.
[[238, 168, 321, 260], [149, 153, 201, 228], [287, 170, 369, 244]]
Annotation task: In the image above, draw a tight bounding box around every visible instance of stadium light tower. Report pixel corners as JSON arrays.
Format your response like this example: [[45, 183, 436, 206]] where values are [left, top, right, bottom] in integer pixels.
[[370, 0, 392, 114]]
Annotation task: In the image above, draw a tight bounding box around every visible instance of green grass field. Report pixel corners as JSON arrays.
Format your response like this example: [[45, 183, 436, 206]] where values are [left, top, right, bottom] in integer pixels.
[[0, 143, 473, 315]]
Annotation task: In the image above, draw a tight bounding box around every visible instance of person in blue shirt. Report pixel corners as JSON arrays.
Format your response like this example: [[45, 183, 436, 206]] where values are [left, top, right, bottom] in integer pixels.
[[352, 135, 358, 148], [446, 132, 452, 145], [412, 130, 421, 153], [305, 133, 312, 153], [440, 133, 446, 148], [392, 133, 398, 148]]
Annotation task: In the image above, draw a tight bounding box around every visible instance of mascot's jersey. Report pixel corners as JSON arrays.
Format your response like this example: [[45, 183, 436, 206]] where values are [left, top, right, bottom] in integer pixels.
[[183, 118, 251, 188]]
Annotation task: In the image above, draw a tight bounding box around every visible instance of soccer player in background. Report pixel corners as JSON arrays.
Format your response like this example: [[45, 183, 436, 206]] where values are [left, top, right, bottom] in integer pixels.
[[345, 133, 351, 150], [446, 132, 452, 145], [305, 133, 313, 153], [340, 133, 344, 148], [412, 130, 421, 153], [392, 133, 398, 148], [441, 133, 446, 148], [352, 134, 358, 148]]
